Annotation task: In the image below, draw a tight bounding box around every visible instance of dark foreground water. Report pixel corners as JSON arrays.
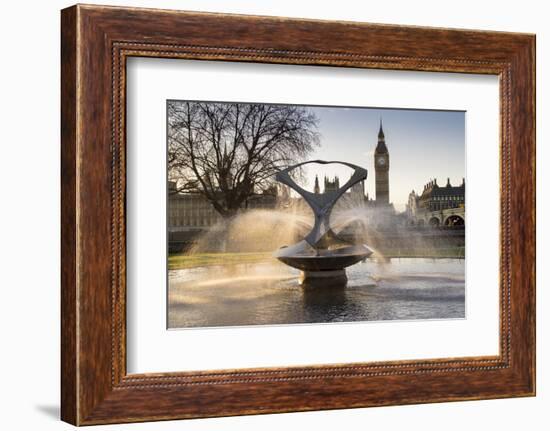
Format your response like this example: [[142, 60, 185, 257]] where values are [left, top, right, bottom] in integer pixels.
[[168, 258, 465, 328]]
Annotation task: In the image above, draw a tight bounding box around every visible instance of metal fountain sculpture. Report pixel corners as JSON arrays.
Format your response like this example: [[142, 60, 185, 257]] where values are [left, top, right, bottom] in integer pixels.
[[274, 160, 373, 286]]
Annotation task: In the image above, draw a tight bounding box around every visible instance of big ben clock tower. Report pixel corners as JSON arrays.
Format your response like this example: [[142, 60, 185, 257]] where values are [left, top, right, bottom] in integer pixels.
[[374, 119, 390, 204]]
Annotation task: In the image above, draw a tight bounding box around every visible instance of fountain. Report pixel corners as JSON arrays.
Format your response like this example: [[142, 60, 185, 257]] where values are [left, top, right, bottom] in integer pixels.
[[274, 160, 373, 286]]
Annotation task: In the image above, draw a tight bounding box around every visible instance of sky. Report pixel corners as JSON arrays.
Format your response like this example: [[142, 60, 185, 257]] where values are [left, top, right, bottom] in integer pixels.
[[300, 105, 465, 212]]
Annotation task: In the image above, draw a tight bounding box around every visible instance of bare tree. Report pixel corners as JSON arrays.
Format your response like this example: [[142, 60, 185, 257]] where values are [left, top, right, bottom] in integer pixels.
[[168, 101, 320, 218]]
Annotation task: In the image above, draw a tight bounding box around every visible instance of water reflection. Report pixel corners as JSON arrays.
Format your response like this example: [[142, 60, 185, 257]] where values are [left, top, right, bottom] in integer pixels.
[[168, 258, 465, 328]]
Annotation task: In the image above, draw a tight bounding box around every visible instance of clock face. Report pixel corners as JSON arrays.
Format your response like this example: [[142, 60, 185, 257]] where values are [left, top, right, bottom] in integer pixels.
[[377, 156, 386, 166]]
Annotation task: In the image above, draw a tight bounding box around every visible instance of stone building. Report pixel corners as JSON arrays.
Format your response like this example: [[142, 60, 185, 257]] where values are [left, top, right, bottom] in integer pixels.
[[168, 182, 278, 251], [313, 174, 367, 203], [374, 120, 390, 205], [168, 182, 278, 229], [406, 178, 465, 227]]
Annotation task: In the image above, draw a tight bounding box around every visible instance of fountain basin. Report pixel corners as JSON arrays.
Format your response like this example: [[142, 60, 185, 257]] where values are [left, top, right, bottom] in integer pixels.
[[274, 241, 373, 272]]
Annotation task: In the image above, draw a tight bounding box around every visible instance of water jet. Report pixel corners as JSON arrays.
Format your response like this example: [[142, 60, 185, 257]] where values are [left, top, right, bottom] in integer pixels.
[[274, 160, 373, 286]]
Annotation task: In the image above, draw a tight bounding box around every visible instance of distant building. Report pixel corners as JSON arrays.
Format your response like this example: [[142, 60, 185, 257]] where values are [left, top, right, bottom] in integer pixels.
[[310, 174, 370, 211], [168, 182, 277, 230], [314, 174, 365, 201], [168, 182, 277, 251], [418, 177, 465, 212], [374, 119, 390, 205], [313, 175, 320, 194], [407, 178, 465, 227], [323, 176, 340, 193]]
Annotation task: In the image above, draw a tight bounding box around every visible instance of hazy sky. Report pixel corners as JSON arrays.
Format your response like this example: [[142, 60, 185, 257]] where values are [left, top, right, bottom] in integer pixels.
[[301, 106, 465, 211]]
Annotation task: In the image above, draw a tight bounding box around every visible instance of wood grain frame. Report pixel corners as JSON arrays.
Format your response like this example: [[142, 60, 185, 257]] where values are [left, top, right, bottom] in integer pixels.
[[61, 4, 535, 425]]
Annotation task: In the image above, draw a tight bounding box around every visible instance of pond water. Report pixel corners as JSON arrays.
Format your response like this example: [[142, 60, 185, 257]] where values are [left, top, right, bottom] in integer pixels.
[[168, 258, 465, 328]]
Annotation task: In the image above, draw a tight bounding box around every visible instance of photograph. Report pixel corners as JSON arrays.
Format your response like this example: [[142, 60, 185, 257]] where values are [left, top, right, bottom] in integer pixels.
[[167, 100, 466, 328]]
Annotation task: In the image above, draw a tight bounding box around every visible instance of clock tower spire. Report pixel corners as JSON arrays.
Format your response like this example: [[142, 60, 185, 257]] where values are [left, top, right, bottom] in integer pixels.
[[374, 118, 390, 204]]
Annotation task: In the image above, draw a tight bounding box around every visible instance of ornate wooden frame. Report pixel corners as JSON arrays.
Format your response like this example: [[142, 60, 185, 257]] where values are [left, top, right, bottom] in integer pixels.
[[61, 4, 535, 425]]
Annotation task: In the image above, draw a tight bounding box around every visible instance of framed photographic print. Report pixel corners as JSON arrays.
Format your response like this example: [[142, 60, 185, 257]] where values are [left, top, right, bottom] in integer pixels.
[[61, 4, 535, 425]]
